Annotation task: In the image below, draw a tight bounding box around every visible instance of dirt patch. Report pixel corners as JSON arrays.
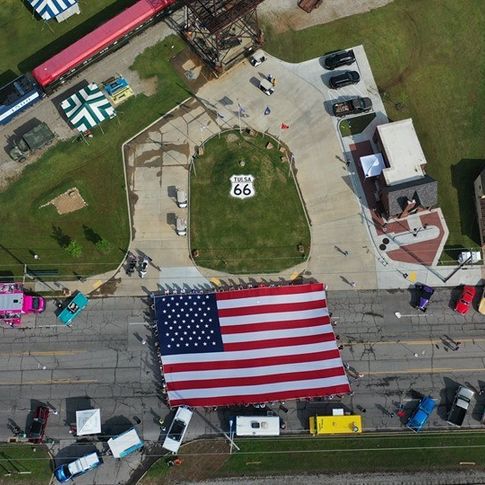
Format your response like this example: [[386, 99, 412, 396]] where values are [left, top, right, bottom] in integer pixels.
[[40, 187, 87, 215], [142, 439, 230, 484], [139, 76, 159, 96], [171, 48, 216, 93], [259, 0, 395, 33], [225, 133, 239, 143]]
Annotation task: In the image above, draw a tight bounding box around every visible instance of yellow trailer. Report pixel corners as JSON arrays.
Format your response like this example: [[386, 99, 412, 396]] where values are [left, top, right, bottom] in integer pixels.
[[309, 413, 362, 435]]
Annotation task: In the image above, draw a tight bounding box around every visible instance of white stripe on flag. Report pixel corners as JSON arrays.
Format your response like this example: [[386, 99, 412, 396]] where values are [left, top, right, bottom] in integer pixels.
[[167, 375, 349, 400], [216, 290, 326, 309], [162, 341, 338, 365], [165, 358, 344, 382], [221, 324, 332, 343], [219, 308, 328, 326]]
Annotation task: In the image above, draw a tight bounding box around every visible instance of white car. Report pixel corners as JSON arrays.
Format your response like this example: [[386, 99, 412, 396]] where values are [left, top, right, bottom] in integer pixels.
[[162, 406, 193, 453]]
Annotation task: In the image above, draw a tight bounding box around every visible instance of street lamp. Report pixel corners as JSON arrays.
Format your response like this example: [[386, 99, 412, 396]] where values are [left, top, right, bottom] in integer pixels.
[[229, 419, 234, 454]]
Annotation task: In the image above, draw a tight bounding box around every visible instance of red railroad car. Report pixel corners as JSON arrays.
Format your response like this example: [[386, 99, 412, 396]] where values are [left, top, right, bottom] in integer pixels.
[[32, 0, 176, 92]]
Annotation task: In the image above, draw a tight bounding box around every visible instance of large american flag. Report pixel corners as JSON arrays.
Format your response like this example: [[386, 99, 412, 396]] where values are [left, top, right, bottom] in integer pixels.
[[155, 283, 350, 407]]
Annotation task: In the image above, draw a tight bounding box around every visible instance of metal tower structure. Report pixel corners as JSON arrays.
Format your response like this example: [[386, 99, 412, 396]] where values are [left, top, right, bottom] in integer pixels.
[[180, 0, 265, 73]]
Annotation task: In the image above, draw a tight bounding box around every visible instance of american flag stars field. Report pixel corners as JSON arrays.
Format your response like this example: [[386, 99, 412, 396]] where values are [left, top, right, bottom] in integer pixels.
[[154, 283, 351, 407]]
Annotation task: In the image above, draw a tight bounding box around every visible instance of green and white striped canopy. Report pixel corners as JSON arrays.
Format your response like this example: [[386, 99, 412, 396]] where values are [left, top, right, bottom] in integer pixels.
[[61, 83, 116, 132]]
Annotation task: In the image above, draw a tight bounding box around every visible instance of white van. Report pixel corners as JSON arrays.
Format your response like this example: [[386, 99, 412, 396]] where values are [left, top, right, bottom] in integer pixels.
[[259, 78, 274, 96], [250, 50, 266, 67], [176, 189, 187, 208], [176, 217, 187, 236], [163, 406, 193, 453], [107, 428, 143, 458], [235, 416, 280, 436]]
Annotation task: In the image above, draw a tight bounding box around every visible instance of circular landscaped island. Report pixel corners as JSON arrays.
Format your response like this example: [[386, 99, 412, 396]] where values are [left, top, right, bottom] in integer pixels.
[[189, 130, 310, 273]]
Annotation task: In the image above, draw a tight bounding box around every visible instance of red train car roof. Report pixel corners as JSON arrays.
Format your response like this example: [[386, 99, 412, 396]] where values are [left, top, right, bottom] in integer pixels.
[[32, 0, 175, 88]]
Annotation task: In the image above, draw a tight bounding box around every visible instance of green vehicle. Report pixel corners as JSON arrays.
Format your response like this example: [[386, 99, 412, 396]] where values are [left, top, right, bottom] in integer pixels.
[[9, 122, 55, 161]]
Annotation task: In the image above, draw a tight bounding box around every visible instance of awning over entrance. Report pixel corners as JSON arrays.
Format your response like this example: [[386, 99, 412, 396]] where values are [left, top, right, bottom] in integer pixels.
[[360, 152, 385, 178]]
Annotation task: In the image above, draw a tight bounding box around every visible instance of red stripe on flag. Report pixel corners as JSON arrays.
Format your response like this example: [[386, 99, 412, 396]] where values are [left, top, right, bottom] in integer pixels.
[[223, 332, 335, 352], [215, 283, 324, 301], [164, 349, 342, 373], [166, 367, 346, 391], [218, 299, 325, 317], [220, 316, 329, 335], [168, 384, 352, 407]]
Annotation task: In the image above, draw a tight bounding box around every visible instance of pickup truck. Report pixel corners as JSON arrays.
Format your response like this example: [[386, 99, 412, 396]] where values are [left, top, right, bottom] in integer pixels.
[[9, 122, 55, 161], [54, 452, 102, 483], [332, 97, 372, 117], [406, 396, 436, 432], [447, 386, 474, 427]]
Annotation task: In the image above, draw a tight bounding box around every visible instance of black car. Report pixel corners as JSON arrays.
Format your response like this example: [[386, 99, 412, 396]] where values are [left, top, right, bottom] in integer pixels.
[[329, 70, 360, 89], [324, 49, 356, 70]]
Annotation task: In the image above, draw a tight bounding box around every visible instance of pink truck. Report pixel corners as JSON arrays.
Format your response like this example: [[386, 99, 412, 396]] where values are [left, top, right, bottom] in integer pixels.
[[0, 283, 45, 327]]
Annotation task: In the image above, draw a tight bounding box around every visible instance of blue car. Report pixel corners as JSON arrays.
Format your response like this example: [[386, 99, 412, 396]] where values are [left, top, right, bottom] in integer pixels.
[[406, 396, 436, 432], [415, 284, 434, 312], [54, 452, 101, 482], [56, 291, 88, 325]]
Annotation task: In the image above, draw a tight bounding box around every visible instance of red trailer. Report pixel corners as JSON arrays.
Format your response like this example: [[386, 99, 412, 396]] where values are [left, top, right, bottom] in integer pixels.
[[32, 0, 176, 92]]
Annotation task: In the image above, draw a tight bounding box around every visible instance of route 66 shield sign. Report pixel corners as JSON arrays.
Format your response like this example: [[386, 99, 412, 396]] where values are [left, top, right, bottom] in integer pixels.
[[230, 175, 255, 199]]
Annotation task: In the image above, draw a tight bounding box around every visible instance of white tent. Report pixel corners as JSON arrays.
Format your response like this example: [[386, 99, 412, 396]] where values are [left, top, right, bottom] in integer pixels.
[[360, 153, 385, 178], [28, 0, 80, 22], [76, 409, 101, 436]]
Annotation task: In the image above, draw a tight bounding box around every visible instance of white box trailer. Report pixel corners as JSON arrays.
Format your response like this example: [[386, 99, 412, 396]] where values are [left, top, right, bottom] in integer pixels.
[[107, 428, 143, 458], [235, 416, 280, 436]]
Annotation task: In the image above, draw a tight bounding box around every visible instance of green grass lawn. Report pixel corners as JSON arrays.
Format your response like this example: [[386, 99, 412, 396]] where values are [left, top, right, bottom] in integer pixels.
[[339, 113, 376, 137], [0, 0, 137, 85], [190, 131, 311, 273], [263, 0, 485, 256], [219, 432, 485, 476], [0, 36, 189, 280], [0, 444, 51, 481]]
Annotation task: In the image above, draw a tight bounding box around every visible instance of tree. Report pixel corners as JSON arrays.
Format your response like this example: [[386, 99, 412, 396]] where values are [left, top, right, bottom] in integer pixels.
[[65, 240, 82, 258], [95, 239, 112, 254]]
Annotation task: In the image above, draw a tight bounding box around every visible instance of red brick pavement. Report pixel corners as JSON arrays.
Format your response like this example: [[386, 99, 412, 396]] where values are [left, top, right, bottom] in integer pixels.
[[386, 211, 445, 266], [349, 141, 446, 266]]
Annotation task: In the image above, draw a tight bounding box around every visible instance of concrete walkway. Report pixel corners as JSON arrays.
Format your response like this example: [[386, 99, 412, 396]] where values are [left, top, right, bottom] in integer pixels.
[[20, 45, 484, 295]]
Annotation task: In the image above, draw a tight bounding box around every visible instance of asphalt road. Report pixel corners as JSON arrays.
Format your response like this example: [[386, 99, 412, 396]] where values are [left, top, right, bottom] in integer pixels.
[[1, 288, 484, 482], [0, 296, 161, 484]]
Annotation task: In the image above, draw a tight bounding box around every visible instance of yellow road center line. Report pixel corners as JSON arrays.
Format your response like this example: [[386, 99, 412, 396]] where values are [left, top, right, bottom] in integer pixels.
[[0, 379, 98, 385], [367, 368, 485, 376], [0, 351, 84, 356], [352, 338, 485, 346]]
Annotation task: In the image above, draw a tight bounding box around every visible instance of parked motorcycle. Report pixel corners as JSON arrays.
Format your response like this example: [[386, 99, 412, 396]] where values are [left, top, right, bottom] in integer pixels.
[[139, 257, 149, 278], [126, 254, 136, 276]]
